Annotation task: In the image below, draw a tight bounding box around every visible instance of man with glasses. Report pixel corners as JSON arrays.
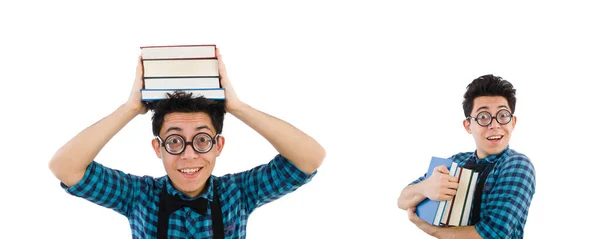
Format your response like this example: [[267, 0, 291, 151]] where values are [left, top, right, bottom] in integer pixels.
[[49, 48, 326, 239], [397, 75, 536, 239]]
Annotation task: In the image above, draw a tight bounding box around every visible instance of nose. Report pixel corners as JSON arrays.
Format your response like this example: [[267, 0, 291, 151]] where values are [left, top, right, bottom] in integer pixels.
[[488, 117, 501, 129], [181, 144, 198, 160]]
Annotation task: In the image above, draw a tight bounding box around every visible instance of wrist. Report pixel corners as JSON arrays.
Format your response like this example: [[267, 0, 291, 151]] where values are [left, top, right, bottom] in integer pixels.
[[227, 100, 248, 116], [416, 180, 429, 199], [122, 102, 145, 116]]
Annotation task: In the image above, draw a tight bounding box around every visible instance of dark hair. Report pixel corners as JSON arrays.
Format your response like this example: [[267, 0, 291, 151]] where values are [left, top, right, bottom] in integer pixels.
[[147, 91, 226, 136], [462, 74, 516, 118]]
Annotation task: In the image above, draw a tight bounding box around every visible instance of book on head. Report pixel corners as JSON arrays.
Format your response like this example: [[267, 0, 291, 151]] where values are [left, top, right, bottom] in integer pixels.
[[140, 44, 216, 59], [140, 88, 225, 101]]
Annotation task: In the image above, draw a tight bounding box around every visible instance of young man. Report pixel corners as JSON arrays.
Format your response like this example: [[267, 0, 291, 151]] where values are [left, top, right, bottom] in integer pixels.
[[397, 75, 536, 239], [49, 48, 326, 239]]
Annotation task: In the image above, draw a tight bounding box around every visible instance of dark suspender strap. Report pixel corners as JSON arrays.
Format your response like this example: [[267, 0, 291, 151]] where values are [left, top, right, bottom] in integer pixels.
[[211, 180, 224, 239], [157, 184, 169, 239], [157, 180, 224, 239], [469, 163, 495, 225]]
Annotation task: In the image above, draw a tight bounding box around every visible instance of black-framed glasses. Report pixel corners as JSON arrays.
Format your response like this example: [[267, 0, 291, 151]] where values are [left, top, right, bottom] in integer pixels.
[[467, 109, 513, 127], [156, 132, 221, 155]]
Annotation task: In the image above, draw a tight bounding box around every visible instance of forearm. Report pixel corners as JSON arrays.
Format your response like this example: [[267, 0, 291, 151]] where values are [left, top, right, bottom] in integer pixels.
[[398, 183, 427, 210], [431, 226, 483, 239], [49, 103, 139, 186], [229, 103, 325, 174]]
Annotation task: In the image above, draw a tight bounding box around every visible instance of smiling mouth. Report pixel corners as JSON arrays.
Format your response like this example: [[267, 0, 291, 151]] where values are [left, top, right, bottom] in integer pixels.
[[486, 135, 503, 140], [178, 167, 203, 174]]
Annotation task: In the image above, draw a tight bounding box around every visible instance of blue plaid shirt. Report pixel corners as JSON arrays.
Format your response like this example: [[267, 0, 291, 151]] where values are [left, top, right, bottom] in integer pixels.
[[61, 154, 316, 239], [410, 146, 536, 239]]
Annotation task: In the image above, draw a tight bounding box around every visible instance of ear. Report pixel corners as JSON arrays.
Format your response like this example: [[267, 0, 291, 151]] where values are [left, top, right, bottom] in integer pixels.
[[152, 138, 162, 159], [215, 135, 225, 156], [511, 115, 517, 128], [463, 119, 472, 134]]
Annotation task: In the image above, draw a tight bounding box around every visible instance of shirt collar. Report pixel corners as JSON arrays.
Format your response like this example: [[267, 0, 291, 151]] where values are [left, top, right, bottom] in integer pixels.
[[163, 176, 214, 202], [471, 145, 511, 164]]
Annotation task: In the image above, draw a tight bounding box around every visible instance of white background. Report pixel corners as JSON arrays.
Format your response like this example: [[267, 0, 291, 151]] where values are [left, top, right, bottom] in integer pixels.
[[1, 0, 598, 238]]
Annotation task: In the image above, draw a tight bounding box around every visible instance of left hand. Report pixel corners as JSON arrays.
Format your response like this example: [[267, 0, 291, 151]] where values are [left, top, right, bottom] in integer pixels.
[[407, 207, 437, 236], [216, 47, 243, 112]]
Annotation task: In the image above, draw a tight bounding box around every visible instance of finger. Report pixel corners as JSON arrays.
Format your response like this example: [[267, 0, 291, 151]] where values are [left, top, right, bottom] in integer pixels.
[[438, 194, 454, 201], [216, 48, 228, 78], [407, 207, 417, 221], [435, 165, 449, 174], [445, 181, 459, 190], [446, 175, 459, 183], [443, 188, 457, 196]]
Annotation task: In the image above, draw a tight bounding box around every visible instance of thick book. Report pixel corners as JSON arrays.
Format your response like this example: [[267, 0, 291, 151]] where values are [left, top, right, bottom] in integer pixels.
[[142, 59, 219, 78], [141, 88, 225, 101], [140, 44, 216, 59], [143, 77, 221, 89], [415, 156, 455, 225], [438, 167, 479, 227]]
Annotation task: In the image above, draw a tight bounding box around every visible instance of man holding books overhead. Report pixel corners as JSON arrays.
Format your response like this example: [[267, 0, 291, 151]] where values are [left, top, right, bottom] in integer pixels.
[[49, 47, 326, 239], [397, 75, 536, 239]]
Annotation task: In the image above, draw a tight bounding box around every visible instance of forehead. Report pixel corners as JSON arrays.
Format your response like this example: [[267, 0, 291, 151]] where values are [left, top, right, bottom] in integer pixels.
[[161, 112, 214, 134], [472, 96, 509, 112]]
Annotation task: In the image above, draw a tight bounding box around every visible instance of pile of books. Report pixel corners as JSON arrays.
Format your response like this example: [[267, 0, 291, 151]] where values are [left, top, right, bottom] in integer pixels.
[[140, 44, 225, 101], [415, 157, 480, 226]]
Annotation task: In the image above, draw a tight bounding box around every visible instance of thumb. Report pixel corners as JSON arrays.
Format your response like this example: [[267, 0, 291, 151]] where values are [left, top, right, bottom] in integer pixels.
[[436, 165, 450, 174]]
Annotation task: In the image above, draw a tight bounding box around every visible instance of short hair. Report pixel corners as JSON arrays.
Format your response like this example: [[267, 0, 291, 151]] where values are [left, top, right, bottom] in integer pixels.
[[462, 74, 517, 118], [147, 91, 226, 136]]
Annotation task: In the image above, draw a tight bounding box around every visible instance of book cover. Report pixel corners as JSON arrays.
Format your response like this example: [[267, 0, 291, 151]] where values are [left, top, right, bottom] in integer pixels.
[[140, 44, 217, 59], [415, 156, 454, 225], [140, 88, 225, 101], [143, 77, 221, 89], [142, 59, 219, 78]]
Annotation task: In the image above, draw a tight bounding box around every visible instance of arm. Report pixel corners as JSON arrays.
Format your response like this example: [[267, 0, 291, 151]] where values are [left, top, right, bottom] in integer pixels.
[[216, 49, 326, 174], [472, 155, 536, 239], [433, 226, 482, 239], [226, 154, 316, 212], [397, 181, 428, 210], [49, 56, 147, 187], [408, 207, 483, 239]]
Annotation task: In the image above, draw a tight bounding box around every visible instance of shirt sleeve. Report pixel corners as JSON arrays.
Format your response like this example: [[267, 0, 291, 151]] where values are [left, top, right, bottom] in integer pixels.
[[60, 161, 141, 217], [475, 154, 536, 239], [409, 173, 427, 185], [224, 154, 317, 213]]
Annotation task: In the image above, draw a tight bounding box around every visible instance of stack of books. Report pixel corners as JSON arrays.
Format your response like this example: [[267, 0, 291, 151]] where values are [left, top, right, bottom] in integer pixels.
[[139, 44, 225, 101], [415, 156, 480, 227]]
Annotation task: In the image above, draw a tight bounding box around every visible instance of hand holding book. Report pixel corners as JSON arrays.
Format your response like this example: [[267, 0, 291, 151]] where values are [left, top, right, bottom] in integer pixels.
[[125, 55, 149, 115], [422, 165, 459, 201], [416, 157, 480, 226], [216, 48, 243, 113]]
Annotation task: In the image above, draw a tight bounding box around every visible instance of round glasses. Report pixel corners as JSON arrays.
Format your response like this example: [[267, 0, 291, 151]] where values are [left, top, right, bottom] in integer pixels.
[[467, 109, 513, 127], [156, 132, 220, 155]]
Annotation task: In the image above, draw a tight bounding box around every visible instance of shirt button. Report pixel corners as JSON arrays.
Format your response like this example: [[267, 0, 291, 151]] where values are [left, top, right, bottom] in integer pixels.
[[186, 212, 191, 216]]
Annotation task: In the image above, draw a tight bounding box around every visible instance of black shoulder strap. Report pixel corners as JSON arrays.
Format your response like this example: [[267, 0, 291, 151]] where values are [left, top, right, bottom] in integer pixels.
[[211, 180, 224, 239], [469, 162, 496, 225], [157, 180, 225, 239]]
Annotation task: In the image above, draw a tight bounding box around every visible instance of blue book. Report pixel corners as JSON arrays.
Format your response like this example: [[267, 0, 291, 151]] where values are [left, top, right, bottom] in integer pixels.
[[415, 156, 454, 225]]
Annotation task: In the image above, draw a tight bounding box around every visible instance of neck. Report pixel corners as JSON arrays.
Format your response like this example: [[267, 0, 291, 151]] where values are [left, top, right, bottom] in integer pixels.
[[475, 146, 509, 159], [169, 178, 209, 198], [183, 185, 205, 198]]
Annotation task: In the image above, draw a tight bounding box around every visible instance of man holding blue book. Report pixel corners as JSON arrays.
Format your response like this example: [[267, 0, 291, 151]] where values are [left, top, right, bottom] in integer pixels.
[[397, 75, 536, 239]]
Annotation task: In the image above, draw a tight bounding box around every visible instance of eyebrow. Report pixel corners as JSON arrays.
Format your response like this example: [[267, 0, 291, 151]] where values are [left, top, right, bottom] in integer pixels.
[[475, 105, 509, 112], [164, 125, 212, 135]]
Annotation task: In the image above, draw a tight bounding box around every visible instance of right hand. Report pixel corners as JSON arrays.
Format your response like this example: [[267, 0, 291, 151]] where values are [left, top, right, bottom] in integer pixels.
[[423, 165, 459, 201], [125, 55, 148, 115]]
